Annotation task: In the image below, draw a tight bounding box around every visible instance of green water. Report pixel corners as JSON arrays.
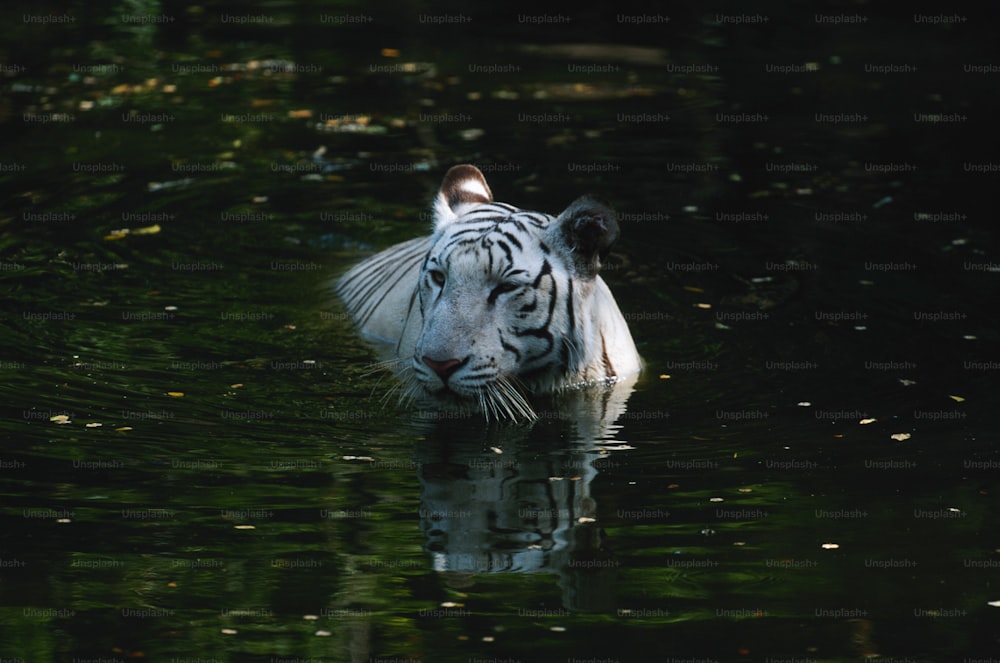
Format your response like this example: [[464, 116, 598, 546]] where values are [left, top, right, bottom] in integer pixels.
[[2, 1, 999, 661]]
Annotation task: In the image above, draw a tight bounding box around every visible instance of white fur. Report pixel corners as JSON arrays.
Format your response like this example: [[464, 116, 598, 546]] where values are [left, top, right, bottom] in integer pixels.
[[336, 166, 641, 420]]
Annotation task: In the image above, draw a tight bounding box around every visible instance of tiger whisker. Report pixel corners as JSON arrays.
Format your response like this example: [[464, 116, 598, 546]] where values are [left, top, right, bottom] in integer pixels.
[[362, 358, 403, 379], [496, 381, 520, 421], [378, 381, 402, 408], [489, 375, 537, 422], [492, 382, 515, 421], [365, 359, 421, 412], [480, 386, 495, 424], [394, 366, 421, 410]]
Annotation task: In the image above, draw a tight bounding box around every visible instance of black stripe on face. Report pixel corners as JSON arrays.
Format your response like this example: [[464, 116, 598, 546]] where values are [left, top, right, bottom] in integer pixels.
[[517, 297, 537, 314], [532, 259, 552, 287], [499, 330, 521, 361], [484, 243, 494, 274], [517, 212, 550, 228], [498, 229, 523, 250], [514, 262, 556, 359], [495, 239, 514, 266]]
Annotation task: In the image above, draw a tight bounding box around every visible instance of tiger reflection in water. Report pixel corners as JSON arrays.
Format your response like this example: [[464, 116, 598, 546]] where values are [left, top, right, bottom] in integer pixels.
[[414, 407, 632, 612]]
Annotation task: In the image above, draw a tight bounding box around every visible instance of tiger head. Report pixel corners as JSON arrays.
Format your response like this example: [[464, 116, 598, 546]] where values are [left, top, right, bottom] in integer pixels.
[[409, 165, 622, 420]]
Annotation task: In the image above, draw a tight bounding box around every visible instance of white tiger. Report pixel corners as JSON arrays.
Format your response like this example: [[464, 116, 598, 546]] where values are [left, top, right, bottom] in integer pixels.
[[336, 164, 641, 421]]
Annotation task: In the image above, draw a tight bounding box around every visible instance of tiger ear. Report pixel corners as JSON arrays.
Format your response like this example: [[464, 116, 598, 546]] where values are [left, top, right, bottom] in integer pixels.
[[432, 164, 493, 229], [552, 196, 620, 278]]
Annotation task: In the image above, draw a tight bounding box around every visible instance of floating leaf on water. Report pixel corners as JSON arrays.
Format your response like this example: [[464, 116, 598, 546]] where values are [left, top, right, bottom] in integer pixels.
[[482, 637, 495, 643], [821, 543, 840, 550], [695, 302, 712, 309], [381, 48, 400, 57], [233, 525, 255, 530], [131, 224, 161, 235], [949, 395, 965, 403], [85, 422, 102, 428], [890, 433, 911, 442], [987, 601, 1000, 608], [797, 401, 811, 407], [50, 415, 71, 424], [659, 374, 671, 379], [683, 285, 704, 293], [115, 427, 133, 432], [167, 391, 184, 398], [859, 418, 877, 425], [898, 379, 917, 386], [221, 629, 238, 635], [441, 602, 463, 608], [709, 497, 724, 502], [550, 626, 567, 632], [490, 446, 503, 454], [577, 517, 596, 524], [314, 630, 332, 637], [231, 384, 244, 389], [303, 614, 319, 620]]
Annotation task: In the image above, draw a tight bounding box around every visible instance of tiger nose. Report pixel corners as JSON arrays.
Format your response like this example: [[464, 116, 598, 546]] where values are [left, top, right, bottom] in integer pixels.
[[422, 356, 463, 381]]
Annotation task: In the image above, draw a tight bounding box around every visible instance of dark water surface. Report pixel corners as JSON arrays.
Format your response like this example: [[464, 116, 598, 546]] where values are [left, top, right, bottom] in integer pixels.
[[2, 2, 999, 661]]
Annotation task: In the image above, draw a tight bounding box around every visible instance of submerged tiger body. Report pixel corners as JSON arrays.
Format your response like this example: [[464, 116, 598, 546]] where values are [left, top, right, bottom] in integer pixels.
[[336, 165, 641, 420]]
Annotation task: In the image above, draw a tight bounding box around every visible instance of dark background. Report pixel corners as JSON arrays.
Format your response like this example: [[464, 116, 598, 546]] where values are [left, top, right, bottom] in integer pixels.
[[1, 1, 998, 661]]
